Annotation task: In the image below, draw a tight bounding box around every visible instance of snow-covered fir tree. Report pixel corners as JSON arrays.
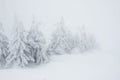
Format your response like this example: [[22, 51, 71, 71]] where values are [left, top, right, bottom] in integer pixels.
[[27, 17, 48, 64], [47, 18, 74, 55], [0, 23, 9, 68], [6, 21, 34, 67], [77, 26, 96, 53]]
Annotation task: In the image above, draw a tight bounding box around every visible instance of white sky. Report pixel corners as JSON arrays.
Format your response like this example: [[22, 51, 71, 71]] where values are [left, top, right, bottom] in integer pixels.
[[0, 0, 120, 54]]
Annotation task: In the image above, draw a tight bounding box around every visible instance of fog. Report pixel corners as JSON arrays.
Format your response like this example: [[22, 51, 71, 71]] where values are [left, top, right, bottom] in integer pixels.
[[0, 0, 120, 80]]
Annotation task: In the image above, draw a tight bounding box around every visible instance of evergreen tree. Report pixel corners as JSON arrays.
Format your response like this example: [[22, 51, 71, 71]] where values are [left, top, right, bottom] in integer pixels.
[[48, 18, 74, 55], [0, 23, 9, 67], [6, 21, 34, 67], [77, 26, 96, 53], [27, 17, 48, 64]]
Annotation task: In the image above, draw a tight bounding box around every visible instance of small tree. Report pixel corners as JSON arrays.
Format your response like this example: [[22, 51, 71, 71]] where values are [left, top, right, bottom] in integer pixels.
[[27, 17, 48, 64], [77, 26, 96, 53], [6, 21, 34, 67], [0, 23, 9, 67]]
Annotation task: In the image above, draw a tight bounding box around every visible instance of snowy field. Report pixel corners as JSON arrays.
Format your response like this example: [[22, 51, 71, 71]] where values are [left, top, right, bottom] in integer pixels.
[[0, 51, 120, 80], [0, 0, 120, 80]]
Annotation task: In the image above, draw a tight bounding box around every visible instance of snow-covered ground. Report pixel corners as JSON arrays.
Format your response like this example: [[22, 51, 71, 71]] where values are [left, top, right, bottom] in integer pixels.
[[0, 51, 120, 80], [0, 0, 120, 80]]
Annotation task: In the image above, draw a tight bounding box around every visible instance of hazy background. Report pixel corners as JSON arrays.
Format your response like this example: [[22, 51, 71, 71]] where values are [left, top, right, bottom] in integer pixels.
[[0, 0, 120, 80]]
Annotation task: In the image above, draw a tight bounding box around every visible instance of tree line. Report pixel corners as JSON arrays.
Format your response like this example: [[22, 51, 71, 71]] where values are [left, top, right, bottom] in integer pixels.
[[0, 18, 96, 68]]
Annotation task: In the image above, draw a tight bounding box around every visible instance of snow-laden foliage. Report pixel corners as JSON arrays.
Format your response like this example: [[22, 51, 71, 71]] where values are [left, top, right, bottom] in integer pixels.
[[6, 21, 34, 67], [0, 17, 97, 68], [47, 19, 96, 55], [0, 23, 9, 68], [27, 18, 49, 65], [47, 19, 75, 55], [76, 27, 97, 53]]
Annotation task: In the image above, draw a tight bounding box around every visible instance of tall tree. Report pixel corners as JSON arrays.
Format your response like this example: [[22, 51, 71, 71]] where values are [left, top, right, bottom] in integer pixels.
[[27, 17, 48, 64], [47, 18, 74, 55], [0, 23, 9, 67], [6, 21, 34, 67]]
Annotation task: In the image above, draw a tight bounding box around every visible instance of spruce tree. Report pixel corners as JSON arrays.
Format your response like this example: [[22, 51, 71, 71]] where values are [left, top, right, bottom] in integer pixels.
[[48, 18, 74, 55], [6, 21, 34, 67], [27, 17, 48, 64], [0, 23, 9, 67]]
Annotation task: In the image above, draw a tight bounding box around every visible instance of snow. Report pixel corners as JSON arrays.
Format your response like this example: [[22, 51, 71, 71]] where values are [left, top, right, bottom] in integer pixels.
[[0, 0, 120, 80], [0, 51, 120, 80]]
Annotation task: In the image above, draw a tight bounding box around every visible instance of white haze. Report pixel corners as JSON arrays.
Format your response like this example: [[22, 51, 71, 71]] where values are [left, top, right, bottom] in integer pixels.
[[0, 0, 120, 80]]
